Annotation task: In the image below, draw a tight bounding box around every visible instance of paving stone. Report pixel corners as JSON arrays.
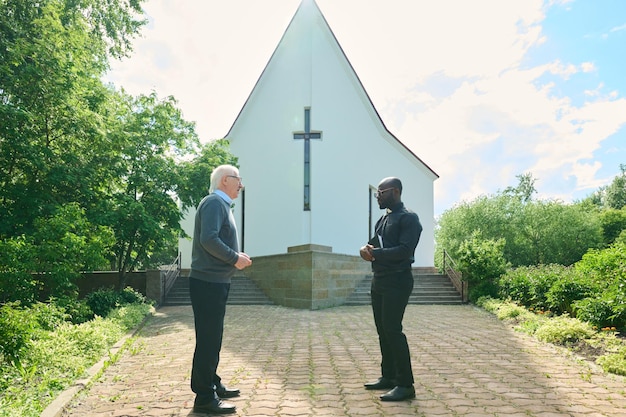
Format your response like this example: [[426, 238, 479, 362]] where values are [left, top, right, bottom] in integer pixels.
[[58, 305, 625, 417]]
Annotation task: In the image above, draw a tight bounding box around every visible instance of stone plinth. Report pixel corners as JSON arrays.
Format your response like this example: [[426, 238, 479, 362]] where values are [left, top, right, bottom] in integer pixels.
[[241, 244, 370, 310]]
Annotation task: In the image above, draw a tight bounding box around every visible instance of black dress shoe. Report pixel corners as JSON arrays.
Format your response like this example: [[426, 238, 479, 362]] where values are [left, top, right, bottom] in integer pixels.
[[380, 385, 415, 401], [215, 383, 240, 398], [364, 377, 395, 390], [193, 398, 236, 414]]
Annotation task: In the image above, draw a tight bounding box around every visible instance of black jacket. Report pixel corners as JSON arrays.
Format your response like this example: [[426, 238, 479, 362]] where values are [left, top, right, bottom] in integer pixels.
[[369, 202, 422, 274]]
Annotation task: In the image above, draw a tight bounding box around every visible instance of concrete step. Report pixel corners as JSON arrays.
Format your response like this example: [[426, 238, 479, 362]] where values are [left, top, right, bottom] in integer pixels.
[[162, 275, 273, 306], [344, 272, 464, 306]]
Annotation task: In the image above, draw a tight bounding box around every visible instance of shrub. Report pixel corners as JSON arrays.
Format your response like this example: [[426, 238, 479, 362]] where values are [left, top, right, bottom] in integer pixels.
[[119, 286, 148, 305], [52, 296, 94, 324], [498, 265, 561, 310], [545, 270, 597, 315], [85, 287, 150, 318], [573, 297, 617, 328], [597, 346, 626, 376], [85, 287, 121, 317], [0, 303, 37, 368], [457, 232, 510, 302], [534, 315, 594, 345]]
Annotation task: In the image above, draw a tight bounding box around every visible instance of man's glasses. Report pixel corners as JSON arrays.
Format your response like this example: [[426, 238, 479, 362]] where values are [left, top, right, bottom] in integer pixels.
[[374, 188, 395, 198], [226, 175, 243, 184]]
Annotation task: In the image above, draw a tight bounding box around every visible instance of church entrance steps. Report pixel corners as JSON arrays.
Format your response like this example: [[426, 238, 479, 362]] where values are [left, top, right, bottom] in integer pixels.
[[161, 273, 274, 306], [344, 271, 464, 306], [163, 267, 462, 307]]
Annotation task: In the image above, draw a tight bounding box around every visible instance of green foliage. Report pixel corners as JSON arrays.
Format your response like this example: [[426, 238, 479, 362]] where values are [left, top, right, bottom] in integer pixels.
[[534, 315, 595, 345], [0, 204, 114, 303], [597, 346, 626, 376], [573, 297, 617, 328], [498, 265, 555, 310], [603, 164, 626, 209], [598, 208, 626, 246], [50, 296, 95, 324], [435, 174, 603, 269], [457, 232, 509, 301], [92, 91, 200, 287], [545, 270, 597, 315], [85, 286, 150, 318], [176, 139, 239, 210], [0, 299, 152, 417], [0, 302, 37, 368], [0, 237, 38, 304]]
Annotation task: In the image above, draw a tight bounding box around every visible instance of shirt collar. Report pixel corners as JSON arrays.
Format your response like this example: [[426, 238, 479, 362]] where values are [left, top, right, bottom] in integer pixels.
[[213, 189, 233, 206]]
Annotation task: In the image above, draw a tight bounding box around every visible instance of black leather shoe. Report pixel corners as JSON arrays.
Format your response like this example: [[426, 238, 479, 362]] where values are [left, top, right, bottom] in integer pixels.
[[364, 377, 395, 390], [380, 385, 415, 401], [193, 398, 236, 414], [215, 383, 240, 398]]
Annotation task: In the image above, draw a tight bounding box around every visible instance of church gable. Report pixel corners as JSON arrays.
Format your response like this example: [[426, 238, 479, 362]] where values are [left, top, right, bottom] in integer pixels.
[[210, 0, 437, 265]]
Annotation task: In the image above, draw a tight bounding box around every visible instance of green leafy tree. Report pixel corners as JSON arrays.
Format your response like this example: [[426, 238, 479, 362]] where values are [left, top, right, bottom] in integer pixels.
[[0, 0, 146, 238], [457, 231, 510, 301], [436, 174, 603, 268], [599, 208, 626, 246], [0, 204, 113, 303], [94, 91, 199, 288], [176, 139, 239, 210], [604, 164, 626, 210]]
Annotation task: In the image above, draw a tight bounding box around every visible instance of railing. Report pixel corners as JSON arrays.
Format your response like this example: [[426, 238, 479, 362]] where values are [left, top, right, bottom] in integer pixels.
[[162, 252, 181, 304], [443, 250, 468, 303]]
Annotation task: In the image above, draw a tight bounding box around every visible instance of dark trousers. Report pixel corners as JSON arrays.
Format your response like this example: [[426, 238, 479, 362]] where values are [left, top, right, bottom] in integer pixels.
[[370, 270, 414, 386], [189, 277, 230, 403]]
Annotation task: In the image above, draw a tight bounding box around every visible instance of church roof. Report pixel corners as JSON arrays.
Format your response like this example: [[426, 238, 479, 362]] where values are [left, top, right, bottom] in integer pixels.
[[226, 0, 438, 179]]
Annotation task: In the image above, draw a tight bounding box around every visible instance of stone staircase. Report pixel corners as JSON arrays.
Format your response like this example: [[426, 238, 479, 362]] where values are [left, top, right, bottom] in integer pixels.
[[163, 269, 463, 307], [162, 273, 274, 306], [344, 270, 464, 305]]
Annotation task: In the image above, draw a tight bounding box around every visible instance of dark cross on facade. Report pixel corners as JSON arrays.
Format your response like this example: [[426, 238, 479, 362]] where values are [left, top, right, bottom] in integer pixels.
[[293, 108, 322, 211]]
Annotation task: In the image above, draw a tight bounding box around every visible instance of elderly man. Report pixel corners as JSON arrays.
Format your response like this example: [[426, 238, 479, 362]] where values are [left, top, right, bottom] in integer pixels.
[[189, 164, 252, 415], [360, 177, 422, 402]]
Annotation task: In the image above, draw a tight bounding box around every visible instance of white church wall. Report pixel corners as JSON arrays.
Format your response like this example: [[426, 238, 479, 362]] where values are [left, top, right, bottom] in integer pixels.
[[181, 0, 437, 268]]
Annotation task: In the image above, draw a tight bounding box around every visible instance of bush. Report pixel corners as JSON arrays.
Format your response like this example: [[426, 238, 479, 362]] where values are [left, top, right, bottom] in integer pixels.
[[85, 287, 150, 318], [85, 287, 122, 317], [534, 315, 595, 345], [458, 232, 510, 302], [0, 303, 37, 368], [51, 296, 94, 324], [545, 270, 597, 315], [498, 265, 561, 310], [573, 297, 616, 328]]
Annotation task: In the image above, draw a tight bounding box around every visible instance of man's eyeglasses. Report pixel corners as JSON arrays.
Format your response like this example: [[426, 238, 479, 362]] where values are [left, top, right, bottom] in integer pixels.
[[374, 188, 395, 198], [227, 175, 243, 184]]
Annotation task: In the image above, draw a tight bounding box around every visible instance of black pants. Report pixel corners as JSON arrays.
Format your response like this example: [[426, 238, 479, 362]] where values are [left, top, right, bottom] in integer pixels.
[[370, 270, 414, 386], [189, 277, 230, 403]]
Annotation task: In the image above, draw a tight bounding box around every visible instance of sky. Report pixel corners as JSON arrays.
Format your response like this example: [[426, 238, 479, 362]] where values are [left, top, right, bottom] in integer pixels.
[[105, 0, 626, 217]]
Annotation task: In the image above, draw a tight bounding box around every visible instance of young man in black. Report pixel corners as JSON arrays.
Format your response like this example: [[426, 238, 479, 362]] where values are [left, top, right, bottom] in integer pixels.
[[360, 177, 422, 401]]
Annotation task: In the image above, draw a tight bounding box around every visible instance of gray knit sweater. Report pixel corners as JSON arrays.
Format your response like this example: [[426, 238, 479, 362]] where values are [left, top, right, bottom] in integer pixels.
[[189, 193, 240, 283]]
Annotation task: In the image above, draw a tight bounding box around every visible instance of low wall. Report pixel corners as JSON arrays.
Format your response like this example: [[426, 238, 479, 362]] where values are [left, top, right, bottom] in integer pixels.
[[241, 244, 371, 310], [78, 270, 163, 304]]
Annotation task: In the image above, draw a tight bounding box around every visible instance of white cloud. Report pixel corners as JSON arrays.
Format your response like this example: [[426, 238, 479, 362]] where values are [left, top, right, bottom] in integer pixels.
[[106, 0, 626, 214]]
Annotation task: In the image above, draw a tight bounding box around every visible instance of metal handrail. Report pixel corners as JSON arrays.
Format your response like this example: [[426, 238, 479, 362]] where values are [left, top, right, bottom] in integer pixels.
[[443, 249, 468, 303], [162, 252, 181, 302]]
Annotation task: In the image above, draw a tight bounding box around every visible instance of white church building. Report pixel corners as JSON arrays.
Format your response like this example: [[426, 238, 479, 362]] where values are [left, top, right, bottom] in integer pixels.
[[180, 0, 438, 308]]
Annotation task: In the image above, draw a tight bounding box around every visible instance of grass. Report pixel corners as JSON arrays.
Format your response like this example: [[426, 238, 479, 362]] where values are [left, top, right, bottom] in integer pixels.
[[477, 297, 626, 377], [0, 303, 154, 417]]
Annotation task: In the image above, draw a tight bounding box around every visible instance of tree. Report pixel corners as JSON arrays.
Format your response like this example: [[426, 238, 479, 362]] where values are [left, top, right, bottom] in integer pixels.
[[604, 164, 626, 210], [176, 139, 239, 211], [435, 174, 603, 268], [94, 91, 200, 288], [0, 0, 146, 238]]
